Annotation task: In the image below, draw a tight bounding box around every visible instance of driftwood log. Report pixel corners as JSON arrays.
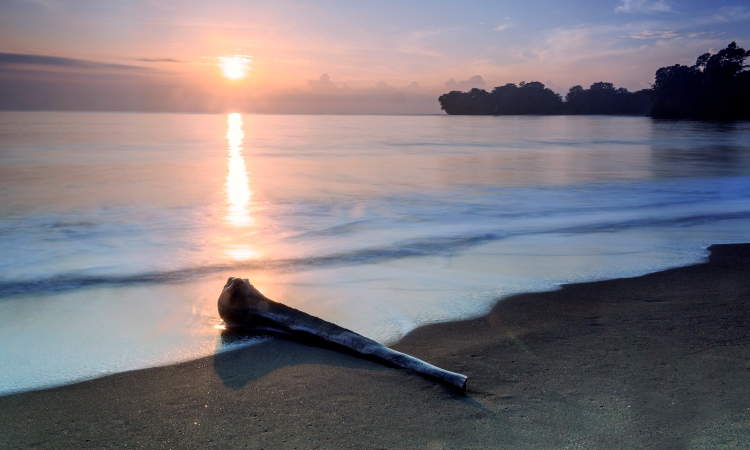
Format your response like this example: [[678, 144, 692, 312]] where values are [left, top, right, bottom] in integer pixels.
[[218, 277, 468, 391]]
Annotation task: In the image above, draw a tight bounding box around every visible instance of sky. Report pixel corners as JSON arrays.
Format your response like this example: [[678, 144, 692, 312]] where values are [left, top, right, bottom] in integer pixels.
[[1, 0, 749, 114]]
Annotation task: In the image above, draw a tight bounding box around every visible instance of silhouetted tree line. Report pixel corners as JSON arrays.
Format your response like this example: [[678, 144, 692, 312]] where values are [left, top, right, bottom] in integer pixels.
[[565, 82, 653, 115], [650, 42, 750, 119], [439, 42, 750, 120], [438, 81, 652, 116], [438, 82, 564, 115]]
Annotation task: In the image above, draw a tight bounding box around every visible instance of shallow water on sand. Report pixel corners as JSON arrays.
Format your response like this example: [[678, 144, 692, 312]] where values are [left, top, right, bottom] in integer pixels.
[[1, 112, 749, 395]]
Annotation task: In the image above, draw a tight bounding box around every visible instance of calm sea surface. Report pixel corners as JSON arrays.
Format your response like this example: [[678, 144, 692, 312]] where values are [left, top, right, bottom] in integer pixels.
[[1, 112, 749, 395]]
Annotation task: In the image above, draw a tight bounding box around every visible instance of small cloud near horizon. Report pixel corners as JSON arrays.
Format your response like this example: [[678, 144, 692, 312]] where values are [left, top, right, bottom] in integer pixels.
[[307, 73, 338, 91], [374, 80, 393, 90], [615, 0, 672, 14], [445, 75, 486, 91]]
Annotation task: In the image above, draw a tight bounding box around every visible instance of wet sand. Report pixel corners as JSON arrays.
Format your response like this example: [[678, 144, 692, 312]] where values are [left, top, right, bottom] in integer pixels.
[[1, 243, 749, 449]]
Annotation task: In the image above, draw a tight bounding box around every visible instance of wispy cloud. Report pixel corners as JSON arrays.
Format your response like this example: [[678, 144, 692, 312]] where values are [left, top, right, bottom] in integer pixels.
[[135, 58, 182, 63], [396, 27, 461, 58], [629, 30, 681, 39], [484, 20, 735, 92], [0, 53, 149, 71], [712, 6, 750, 23], [494, 24, 512, 32], [615, 0, 672, 14], [406, 26, 463, 41], [20, 0, 65, 12]]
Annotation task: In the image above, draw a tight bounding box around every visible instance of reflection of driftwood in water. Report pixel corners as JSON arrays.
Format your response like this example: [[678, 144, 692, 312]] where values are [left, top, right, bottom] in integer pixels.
[[218, 277, 468, 391]]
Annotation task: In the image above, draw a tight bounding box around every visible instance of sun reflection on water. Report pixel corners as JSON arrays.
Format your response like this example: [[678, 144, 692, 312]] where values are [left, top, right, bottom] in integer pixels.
[[225, 113, 253, 227], [223, 113, 262, 261]]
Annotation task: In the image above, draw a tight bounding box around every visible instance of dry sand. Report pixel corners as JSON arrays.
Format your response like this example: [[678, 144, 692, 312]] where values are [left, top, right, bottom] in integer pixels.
[[1, 243, 749, 449]]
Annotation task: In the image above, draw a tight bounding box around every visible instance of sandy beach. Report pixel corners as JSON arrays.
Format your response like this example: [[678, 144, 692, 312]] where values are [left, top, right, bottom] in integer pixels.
[[1, 243, 749, 449]]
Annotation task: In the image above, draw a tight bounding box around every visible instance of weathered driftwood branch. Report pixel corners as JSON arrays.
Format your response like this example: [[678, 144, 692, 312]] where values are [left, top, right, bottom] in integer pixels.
[[218, 277, 468, 391]]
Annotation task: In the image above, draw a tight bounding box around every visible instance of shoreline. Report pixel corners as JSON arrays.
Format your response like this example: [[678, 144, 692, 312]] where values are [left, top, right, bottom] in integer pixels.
[[1, 243, 749, 449]]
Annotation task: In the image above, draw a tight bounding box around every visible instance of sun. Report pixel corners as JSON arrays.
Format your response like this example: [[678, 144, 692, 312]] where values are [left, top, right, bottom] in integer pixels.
[[219, 54, 251, 80]]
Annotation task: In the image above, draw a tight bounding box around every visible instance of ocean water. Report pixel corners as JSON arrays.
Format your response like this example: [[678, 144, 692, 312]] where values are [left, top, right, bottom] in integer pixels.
[[1, 112, 749, 395]]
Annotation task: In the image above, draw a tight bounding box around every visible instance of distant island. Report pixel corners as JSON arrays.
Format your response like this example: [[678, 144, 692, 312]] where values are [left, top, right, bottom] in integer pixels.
[[439, 42, 750, 120]]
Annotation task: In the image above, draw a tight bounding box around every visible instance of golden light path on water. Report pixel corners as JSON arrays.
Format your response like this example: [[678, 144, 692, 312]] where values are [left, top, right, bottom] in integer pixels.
[[224, 113, 259, 260]]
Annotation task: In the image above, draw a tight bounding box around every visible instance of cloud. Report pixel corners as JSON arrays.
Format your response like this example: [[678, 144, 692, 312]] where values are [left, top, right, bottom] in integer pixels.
[[492, 20, 739, 93], [712, 6, 750, 23], [629, 30, 681, 39], [307, 73, 338, 91], [494, 24, 512, 32], [20, 0, 64, 12], [305, 74, 419, 97], [444, 75, 486, 91], [0, 53, 149, 71], [135, 58, 182, 63], [255, 89, 438, 114], [398, 26, 461, 58], [252, 78, 438, 113], [374, 80, 393, 90], [615, 0, 672, 14]]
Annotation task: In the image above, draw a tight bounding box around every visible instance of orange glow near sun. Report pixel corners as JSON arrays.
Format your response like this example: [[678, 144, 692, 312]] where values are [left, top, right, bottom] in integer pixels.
[[219, 54, 251, 80]]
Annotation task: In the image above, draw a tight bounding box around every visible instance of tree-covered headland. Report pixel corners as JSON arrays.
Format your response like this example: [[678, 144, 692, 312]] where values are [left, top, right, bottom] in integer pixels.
[[650, 42, 750, 119], [439, 42, 750, 120]]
